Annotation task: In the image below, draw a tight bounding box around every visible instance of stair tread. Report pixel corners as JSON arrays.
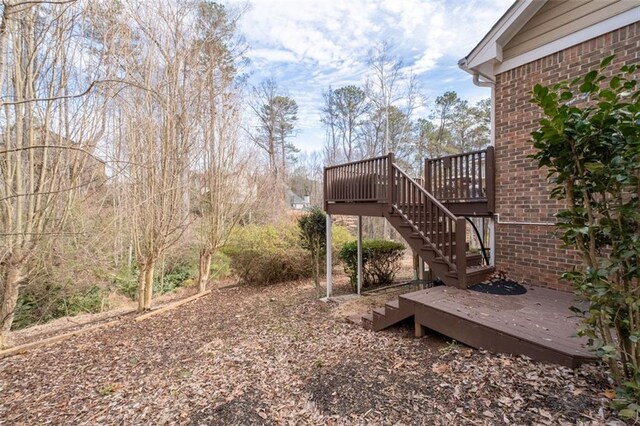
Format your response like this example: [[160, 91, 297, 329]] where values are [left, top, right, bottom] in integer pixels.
[[362, 313, 373, 322], [446, 265, 494, 277], [386, 299, 400, 310], [372, 307, 386, 316]]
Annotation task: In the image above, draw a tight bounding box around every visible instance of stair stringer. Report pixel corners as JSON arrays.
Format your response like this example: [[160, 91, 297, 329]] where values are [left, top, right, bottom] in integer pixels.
[[382, 208, 461, 287]]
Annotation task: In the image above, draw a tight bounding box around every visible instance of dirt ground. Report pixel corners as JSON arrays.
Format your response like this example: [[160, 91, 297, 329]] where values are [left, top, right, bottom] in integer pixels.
[[0, 278, 626, 425]]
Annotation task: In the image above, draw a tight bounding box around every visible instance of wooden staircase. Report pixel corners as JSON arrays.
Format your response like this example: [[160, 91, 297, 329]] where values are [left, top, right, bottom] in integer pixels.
[[362, 298, 413, 331], [383, 209, 491, 288], [385, 157, 494, 289], [324, 152, 494, 291], [324, 152, 495, 333]]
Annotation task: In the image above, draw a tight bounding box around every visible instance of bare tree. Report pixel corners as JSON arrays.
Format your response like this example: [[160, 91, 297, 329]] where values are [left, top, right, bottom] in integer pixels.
[[321, 87, 339, 166], [0, 0, 108, 346], [108, 1, 204, 311], [191, 2, 258, 292], [365, 42, 404, 155]]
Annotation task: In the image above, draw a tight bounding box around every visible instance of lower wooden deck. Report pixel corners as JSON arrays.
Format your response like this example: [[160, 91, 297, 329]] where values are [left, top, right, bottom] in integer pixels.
[[369, 286, 597, 367]]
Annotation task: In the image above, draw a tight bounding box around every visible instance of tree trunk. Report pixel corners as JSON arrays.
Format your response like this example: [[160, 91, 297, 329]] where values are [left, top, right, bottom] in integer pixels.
[[137, 260, 147, 312], [0, 262, 24, 348], [143, 259, 155, 310], [197, 248, 212, 293]]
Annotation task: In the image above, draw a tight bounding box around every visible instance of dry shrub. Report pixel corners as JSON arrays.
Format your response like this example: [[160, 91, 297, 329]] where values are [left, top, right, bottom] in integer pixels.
[[223, 222, 312, 284]]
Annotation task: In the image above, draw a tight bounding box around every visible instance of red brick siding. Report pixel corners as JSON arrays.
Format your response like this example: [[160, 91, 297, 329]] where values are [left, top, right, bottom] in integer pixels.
[[494, 22, 640, 291]]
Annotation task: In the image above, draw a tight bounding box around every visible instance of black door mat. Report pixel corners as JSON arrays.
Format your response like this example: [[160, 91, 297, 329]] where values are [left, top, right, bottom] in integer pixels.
[[469, 279, 527, 296]]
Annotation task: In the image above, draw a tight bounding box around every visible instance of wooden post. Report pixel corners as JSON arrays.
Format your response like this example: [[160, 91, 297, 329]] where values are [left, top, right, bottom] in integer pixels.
[[455, 217, 467, 289], [357, 215, 363, 295], [387, 152, 395, 204], [489, 216, 496, 267], [424, 158, 430, 193], [419, 256, 426, 281], [323, 166, 328, 211], [415, 318, 425, 338], [485, 146, 495, 214], [326, 214, 333, 298], [413, 252, 419, 281]]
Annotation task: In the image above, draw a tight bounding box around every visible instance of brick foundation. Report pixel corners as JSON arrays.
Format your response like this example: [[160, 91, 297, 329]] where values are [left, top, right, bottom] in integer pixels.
[[494, 22, 640, 291]]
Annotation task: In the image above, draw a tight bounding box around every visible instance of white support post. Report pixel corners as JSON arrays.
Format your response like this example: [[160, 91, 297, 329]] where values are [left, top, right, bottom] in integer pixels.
[[357, 215, 363, 296], [491, 218, 496, 267], [326, 214, 333, 298], [419, 256, 426, 281]]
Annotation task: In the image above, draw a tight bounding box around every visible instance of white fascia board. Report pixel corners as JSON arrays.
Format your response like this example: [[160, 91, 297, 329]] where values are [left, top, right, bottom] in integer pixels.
[[464, 0, 542, 70], [495, 7, 640, 74]]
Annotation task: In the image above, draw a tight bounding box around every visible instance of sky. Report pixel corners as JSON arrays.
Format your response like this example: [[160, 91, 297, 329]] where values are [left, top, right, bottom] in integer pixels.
[[228, 0, 513, 153]]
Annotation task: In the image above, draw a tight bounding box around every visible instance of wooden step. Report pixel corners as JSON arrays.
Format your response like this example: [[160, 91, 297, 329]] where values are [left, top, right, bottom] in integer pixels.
[[362, 313, 373, 330], [446, 265, 495, 286], [446, 265, 494, 277], [386, 299, 400, 310], [372, 307, 386, 318], [368, 298, 413, 331], [433, 253, 483, 264], [467, 253, 483, 266]]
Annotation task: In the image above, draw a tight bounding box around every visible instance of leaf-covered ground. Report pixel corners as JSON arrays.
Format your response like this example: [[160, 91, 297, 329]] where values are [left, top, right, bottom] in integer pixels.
[[0, 280, 626, 425]]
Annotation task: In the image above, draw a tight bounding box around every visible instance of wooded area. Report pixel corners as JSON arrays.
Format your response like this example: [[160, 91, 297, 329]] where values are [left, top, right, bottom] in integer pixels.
[[0, 0, 489, 348]]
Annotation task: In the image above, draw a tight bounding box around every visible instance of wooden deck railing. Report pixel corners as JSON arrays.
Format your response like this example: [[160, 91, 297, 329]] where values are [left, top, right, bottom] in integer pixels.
[[324, 155, 391, 203], [391, 164, 465, 271], [424, 147, 495, 212]]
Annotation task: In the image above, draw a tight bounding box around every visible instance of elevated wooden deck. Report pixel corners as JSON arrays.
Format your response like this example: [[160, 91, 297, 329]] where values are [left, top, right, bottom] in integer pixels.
[[324, 152, 495, 288], [362, 286, 597, 368]]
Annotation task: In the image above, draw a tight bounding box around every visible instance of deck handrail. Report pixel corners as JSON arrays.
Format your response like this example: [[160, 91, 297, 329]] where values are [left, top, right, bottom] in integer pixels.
[[391, 164, 456, 221], [391, 163, 464, 271], [427, 148, 490, 162], [324, 154, 390, 170]]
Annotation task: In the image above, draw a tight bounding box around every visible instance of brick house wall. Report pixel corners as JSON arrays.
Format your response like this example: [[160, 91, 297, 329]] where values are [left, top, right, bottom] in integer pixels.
[[493, 22, 640, 291]]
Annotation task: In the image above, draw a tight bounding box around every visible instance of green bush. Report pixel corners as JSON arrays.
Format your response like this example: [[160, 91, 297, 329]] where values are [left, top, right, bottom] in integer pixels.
[[154, 264, 196, 294], [339, 239, 405, 289], [114, 267, 138, 300], [115, 261, 198, 300], [223, 222, 313, 284], [530, 57, 640, 417], [331, 225, 352, 261], [13, 285, 108, 329], [209, 251, 232, 280], [298, 208, 327, 296]]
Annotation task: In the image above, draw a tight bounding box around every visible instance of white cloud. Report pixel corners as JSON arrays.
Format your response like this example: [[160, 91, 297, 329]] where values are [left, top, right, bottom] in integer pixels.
[[227, 0, 513, 152], [248, 48, 298, 63]]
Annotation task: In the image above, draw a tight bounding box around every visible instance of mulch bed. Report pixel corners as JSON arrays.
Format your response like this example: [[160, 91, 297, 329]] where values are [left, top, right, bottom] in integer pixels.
[[0, 279, 626, 425], [469, 278, 528, 296]]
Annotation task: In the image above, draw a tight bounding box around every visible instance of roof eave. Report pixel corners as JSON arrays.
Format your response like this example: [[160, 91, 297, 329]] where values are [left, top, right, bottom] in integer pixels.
[[459, 0, 547, 79]]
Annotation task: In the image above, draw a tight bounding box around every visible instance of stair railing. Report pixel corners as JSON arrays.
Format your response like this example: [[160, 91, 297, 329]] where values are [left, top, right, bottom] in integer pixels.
[[390, 161, 466, 282]]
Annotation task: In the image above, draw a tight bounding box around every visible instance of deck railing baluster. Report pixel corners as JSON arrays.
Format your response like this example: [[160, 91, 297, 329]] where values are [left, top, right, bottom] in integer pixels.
[[422, 147, 493, 207]]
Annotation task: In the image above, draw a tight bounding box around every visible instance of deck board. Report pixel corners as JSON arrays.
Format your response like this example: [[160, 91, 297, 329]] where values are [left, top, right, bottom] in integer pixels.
[[400, 286, 596, 367]]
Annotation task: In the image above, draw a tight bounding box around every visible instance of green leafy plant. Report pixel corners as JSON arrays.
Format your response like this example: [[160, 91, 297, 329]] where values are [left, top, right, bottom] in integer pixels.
[[114, 267, 139, 300], [223, 222, 313, 284], [298, 208, 327, 297], [13, 284, 108, 329], [154, 264, 195, 294], [530, 56, 639, 417], [339, 239, 405, 290]]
